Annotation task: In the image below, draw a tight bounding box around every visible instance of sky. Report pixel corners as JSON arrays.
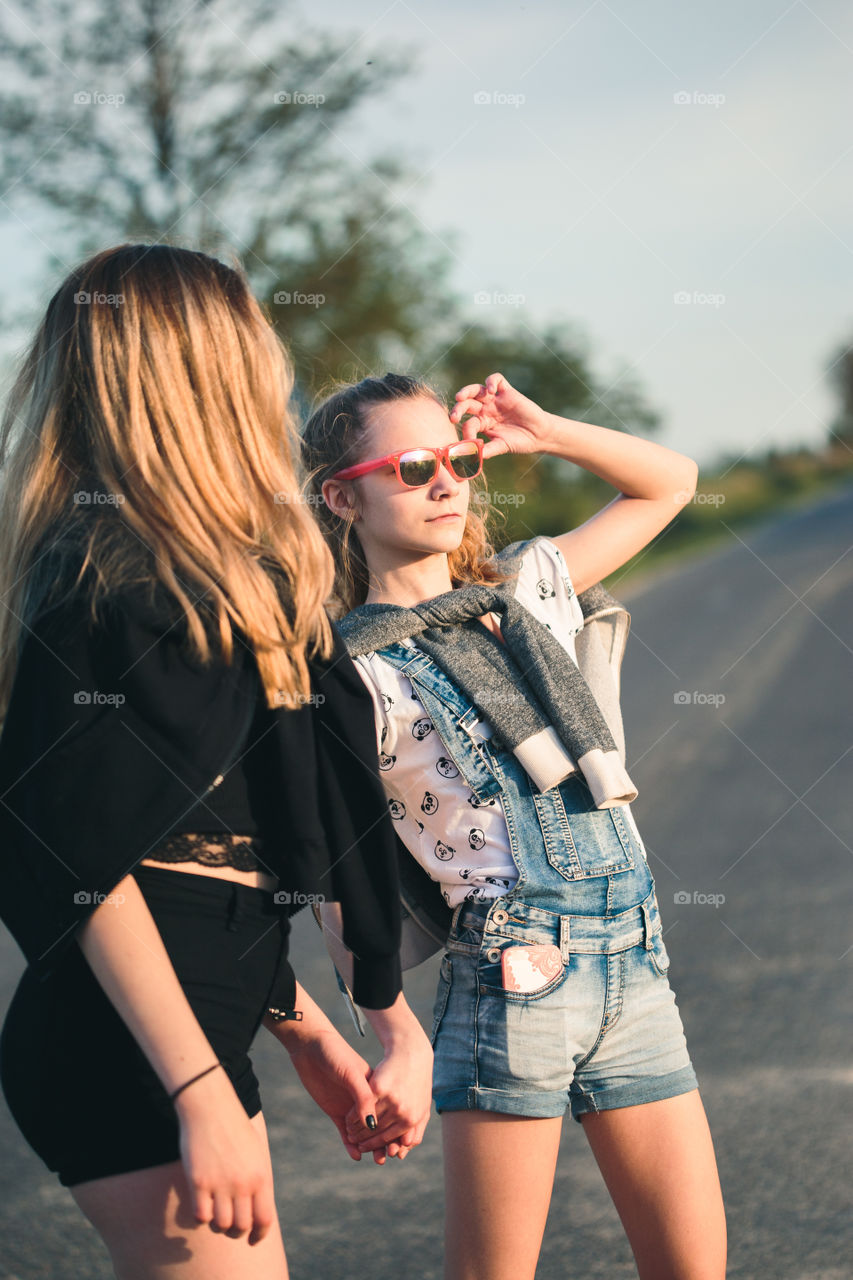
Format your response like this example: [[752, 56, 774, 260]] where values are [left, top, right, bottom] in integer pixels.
[[2, 0, 852, 472]]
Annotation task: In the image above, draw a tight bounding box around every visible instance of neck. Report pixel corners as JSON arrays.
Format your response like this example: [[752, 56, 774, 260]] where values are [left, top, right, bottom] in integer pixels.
[[363, 556, 454, 608]]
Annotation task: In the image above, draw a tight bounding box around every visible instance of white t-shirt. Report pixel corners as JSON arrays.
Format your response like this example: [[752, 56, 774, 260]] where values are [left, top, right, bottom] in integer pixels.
[[352, 538, 587, 907]]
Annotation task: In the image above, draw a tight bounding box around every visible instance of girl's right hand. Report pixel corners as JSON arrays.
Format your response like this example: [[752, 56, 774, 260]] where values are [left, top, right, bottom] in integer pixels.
[[174, 1067, 276, 1246]]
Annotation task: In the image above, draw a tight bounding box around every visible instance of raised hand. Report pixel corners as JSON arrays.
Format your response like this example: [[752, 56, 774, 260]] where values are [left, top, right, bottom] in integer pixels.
[[449, 371, 551, 457]]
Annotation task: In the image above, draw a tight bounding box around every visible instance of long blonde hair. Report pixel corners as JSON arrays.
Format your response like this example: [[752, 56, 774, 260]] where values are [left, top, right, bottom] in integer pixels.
[[301, 372, 515, 616], [0, 243, 335, 720]]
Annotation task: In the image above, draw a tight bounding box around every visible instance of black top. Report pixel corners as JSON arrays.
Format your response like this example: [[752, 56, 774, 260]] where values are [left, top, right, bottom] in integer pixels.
[[0, 551, 403, 1008]]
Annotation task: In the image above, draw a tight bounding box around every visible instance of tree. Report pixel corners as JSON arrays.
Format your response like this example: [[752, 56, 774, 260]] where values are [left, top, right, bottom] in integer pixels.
[[0, 0, 455, 393]]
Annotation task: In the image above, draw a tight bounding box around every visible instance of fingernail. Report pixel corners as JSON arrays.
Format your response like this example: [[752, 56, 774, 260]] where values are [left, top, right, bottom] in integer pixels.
[[366, 1114, 377, 1130]]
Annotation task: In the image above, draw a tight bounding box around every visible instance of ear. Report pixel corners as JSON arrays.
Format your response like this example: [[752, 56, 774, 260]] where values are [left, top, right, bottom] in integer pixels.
[[321, 477, 357, 520]]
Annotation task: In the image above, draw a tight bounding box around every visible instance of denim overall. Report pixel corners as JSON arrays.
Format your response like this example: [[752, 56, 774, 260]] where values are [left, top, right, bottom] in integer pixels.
[[374, 640, 697, 1121]]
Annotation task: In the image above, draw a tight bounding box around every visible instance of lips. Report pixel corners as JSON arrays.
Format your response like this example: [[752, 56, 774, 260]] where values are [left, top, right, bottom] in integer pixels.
[[428, 513, 462, 522]]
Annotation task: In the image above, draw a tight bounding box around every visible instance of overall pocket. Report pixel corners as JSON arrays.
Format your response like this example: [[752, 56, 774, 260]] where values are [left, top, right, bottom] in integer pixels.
[[476, 936, 569, 1005], [533, 774, 638, 880], [647, 927, 672, 977]]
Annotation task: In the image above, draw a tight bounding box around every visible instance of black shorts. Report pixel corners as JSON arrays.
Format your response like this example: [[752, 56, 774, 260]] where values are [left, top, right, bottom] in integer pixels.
[[0, 865, 294, 1187]]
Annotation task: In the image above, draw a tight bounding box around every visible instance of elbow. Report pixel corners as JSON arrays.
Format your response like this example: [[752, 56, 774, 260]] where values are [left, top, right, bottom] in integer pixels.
[[673, 458, 699, 504]]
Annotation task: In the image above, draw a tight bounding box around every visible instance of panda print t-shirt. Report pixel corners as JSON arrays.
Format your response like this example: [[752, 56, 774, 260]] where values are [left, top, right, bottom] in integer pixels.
[[352, 537, 586, 908]]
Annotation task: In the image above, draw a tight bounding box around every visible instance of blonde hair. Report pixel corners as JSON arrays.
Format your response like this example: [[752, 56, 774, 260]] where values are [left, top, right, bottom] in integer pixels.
[[300, 372, 515, 616], [0, 242, 335, 720]]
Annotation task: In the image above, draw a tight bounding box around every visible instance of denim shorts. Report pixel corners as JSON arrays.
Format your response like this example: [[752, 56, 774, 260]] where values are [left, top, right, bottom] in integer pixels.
[[430, 884, 698, 1122]]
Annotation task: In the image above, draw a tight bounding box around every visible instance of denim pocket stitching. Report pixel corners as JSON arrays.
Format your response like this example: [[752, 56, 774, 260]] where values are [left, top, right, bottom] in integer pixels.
[[648, 929, 671, 977]]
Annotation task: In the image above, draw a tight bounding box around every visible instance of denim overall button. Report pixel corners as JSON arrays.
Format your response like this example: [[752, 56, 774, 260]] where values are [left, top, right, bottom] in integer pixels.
[[492, 909, 509, 925], [486, 947, 501, 962]]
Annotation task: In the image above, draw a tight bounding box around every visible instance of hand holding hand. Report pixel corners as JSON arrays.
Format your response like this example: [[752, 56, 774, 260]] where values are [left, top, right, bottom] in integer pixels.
[[284, 1027, 382, 1162], [344, 1022, 434, 1165]]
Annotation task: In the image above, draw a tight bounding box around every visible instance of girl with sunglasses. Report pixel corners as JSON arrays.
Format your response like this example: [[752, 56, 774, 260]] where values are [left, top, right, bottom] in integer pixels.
[[302, 372, 726, 1280], [0, 246, 432, 1279]]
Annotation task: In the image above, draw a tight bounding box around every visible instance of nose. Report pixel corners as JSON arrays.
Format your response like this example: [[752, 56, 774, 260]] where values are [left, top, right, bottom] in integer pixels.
[[431, 460, 462, 494]]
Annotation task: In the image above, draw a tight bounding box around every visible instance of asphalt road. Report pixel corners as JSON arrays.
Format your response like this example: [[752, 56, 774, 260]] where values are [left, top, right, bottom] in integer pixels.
[[1, 481, 851, 1279]]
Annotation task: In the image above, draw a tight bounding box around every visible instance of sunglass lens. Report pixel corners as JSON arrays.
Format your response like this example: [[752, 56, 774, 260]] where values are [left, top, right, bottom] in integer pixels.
[[448, 442, 482, 479], [398, 450, 439, 487]]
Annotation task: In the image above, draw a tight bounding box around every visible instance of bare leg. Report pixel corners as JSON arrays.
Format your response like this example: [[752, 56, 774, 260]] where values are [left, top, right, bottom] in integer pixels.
[[69, 1110, 289, 1279], [440, 1111, 563, 1280], [579, 1088, 726, 1280]]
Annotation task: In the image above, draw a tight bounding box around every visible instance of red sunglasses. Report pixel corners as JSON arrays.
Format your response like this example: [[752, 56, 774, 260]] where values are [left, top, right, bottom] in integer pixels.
[[330, 439, 484, 489]]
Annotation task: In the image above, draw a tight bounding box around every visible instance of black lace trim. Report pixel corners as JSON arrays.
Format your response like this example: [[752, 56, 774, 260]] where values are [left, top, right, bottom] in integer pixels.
[[145, 832, 266, 872]]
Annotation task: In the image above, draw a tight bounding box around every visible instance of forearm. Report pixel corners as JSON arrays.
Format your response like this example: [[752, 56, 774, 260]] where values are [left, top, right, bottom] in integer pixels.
[[75, 872, 224, 1097], [538, 410, 698, 501], [359, 989, 424, 1049], [262, 980, 338, 1051]]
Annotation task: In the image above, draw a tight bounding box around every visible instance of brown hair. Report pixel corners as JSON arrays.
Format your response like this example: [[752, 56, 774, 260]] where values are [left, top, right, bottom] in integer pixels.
[[300, 372, 514, 616], [0, 242, 335, 720]]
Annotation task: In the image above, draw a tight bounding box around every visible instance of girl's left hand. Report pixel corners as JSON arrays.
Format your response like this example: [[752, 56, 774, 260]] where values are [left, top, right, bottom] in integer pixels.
[[450, 372, 550, 457]]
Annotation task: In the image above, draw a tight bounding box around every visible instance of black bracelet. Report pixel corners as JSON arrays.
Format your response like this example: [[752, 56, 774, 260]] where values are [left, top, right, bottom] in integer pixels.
[[169, 1061, 224, 1103]]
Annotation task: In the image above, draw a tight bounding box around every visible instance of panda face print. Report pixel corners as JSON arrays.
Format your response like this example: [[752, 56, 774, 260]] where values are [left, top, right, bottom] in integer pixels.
[[414, 819, 424, 834], [381, 692, 394, 712], [464, 885, 488, 901], [411, 717, 434, 741], [468, 829, 486, 850], [388, 798, 406, 821], [536, 578, 556, 600], [436, 757, 459, 779], [484, 876, 512, 888], [379, 752, 396, 771], [468, 792, 497, 808], [434, 840, 455, 861], [421, 791, 439, 815]]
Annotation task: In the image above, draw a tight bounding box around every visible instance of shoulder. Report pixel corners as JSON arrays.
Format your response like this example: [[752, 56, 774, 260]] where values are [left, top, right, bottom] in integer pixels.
[[496, 535, 579, 603]]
